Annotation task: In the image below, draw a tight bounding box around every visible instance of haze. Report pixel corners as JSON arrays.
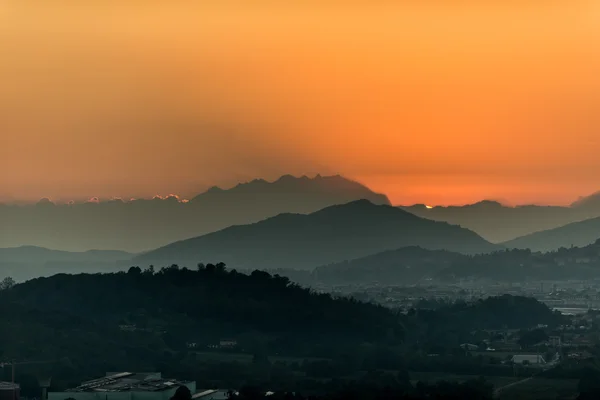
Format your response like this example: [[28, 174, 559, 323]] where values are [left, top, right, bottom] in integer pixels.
[[2, 2, 600, 205]]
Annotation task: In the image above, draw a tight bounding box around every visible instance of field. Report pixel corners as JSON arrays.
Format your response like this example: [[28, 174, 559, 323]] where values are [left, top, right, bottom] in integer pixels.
[[409, 371, 519, 389], [194, 351, 327, 364], [471, 351, 540, 361], [496, 377, 579, 400]]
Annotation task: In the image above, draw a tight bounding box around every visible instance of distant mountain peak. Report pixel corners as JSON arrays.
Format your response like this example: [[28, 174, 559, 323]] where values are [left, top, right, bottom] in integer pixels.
[[310, 199, 381, 215], [135, 196, 497, 270], [3, 173, 391, 252], [36, 198, 55, 206], [276, 174, 299, 182], [471, 200, 504, 208], [346, 198, 375, 206], [191, 174, 391, 205], [571, 191, 600, 208], [206, 186, 224, 193]]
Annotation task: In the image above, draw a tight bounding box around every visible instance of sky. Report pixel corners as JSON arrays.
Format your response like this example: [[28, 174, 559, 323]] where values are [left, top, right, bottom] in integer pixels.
[[2, 2, 600, 206]]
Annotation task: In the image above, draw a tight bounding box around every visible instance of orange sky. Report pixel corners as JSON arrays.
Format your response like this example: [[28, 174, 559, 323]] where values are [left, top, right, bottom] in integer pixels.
[[2, 2, 600, 206]]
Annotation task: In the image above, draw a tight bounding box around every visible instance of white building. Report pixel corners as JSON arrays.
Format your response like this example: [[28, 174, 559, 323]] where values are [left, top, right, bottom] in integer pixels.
[[192, 390, 230, 400], [48, 373, 196, 400], [511, 355, 546, 365]]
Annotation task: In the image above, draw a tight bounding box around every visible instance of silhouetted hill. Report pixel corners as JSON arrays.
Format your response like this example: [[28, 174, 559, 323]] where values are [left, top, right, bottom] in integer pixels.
[[0, 174, 390, 252], [0, 266, 403, 384], [0, 266, 567, 396], [503, 217, 600, 252], [400, 198, 600, 243], [0, 246, 132, 282], [134, 200, 499, 270], [191, 174, 390, 206], [571, 191, 600, 209]]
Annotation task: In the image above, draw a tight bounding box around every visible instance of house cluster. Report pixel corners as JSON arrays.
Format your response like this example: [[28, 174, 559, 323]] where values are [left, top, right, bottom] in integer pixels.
[[46, 372, 274, 400], [205, 339, 239, 350]]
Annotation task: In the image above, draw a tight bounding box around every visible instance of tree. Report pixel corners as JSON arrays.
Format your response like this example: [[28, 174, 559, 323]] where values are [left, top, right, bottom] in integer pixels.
[[170, 386, 192, 400], [127, 266, 142, 275], [236, 386, 264, 400], [518, 328, 549, 347], [0, 277, 15, 290], [216, 262, 227, 273], [577, 366, 600, 399]]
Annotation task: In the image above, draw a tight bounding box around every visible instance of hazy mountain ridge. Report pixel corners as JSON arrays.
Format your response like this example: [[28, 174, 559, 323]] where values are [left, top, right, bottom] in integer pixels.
[[309, 239, 600, 284], [401, 192, 600, 244], [133, 200, 499, 270], [313, 246, 464, 285], [0, 246, 132, 262], [503, 216, 600, 252], [0, 174, 390, 252], [0, 246, 133, 282]]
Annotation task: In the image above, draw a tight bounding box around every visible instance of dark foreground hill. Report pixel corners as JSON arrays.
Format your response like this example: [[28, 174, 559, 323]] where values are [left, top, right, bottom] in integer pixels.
[[503, 217, 600, 252], [0, 267, 566, 397], [134, 200, 499, 270], [0, 266, 403, 388], [0, 174, 390, 252], [0, 246, 132, 282]]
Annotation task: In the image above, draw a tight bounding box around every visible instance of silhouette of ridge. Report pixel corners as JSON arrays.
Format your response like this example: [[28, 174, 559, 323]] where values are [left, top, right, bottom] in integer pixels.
[[0, 246, 133, 282], [400, 193, 600, 244], [134, 200, 498, 270], [503, 216, 600, 252], [0, 174, 390, 252]]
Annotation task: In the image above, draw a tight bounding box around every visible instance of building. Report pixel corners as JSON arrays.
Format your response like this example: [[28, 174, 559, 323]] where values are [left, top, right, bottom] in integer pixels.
[[192, 390, 230, 400], [511, 355, 546, 365], [0, 382, 20, 400], [48, 372, 195, 400], [218, 340, 237, 349], [191, 390, 274, 399]]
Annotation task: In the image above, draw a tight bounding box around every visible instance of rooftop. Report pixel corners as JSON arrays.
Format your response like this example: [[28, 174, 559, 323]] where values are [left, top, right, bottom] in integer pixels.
[[0, 382, 20, 390], [512, 355, 546, 364], [192, 390, 230, 400], [66, 372, 191, 393]]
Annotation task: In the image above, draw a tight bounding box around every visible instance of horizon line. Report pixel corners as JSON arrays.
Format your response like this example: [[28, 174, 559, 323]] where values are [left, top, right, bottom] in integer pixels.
[[1, 173, 596, 208]]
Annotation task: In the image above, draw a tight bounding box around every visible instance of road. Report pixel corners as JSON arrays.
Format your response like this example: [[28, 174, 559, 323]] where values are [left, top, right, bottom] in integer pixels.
[[493, 376, 533, 398]]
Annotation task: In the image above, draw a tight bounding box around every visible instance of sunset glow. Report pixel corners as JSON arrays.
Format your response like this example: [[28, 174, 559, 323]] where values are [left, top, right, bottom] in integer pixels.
[[2, 2, 600, 205]]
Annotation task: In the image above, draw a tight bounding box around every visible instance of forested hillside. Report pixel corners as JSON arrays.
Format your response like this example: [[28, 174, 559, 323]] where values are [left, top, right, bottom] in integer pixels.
[[0, 267, 565, 396], [0, 265, 403, 390]]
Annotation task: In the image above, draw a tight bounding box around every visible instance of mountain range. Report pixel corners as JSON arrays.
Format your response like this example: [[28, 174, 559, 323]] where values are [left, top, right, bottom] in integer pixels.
[[503, 216, 600, 252], [0, 174, 390, 252], [3, 173, 600, 259], [0, 246, 132, 282], [401, 193, 600, 244], [311, 239, 600, 284], [313, 246, 464, 285], [133, 200, 498, 270]]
